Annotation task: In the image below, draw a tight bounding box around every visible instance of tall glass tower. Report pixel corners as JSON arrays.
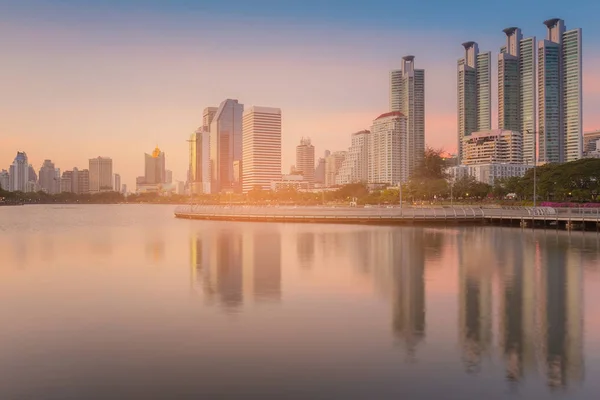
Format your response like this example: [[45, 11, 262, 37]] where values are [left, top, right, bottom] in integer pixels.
[[538, 18, 582, 163], [457, 42, 491, 163]]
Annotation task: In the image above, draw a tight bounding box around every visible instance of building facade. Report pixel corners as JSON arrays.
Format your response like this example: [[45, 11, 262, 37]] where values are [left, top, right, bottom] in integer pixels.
[[144, 146, 166, 185], [448, 164, 533, 186], [390, 56, 425, 178], [39, 159, 60, 194], [463, 129, 523, 165], [189, 127, 211, 195], [368, 111, 408, 185], [458, 42, 491, 163], [89, 157, 113, 193], [114, 174, 121, 194], [335, 130, 370, 185], [325, 151, 346, 187], [0, 170, 9, 191], [295, 137, 315, 187], [210, 99, 244, 193], [538, 18, 583, 163], [8, 152, 31, 192], [241, 106, 282, 193]]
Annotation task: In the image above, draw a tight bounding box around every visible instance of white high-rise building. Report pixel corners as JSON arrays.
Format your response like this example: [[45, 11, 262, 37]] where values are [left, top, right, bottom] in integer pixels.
[[498, 27, 537, 164], [241, 106, 282, 193], [0, 169, 10, 191], [295, 138, 315, 186], [368, 111, 408, 184], [89, 157, 113, 193], [390, 56, 425, 178], [210, 99, 244, 193], [538, 18, 583, 163], [335, 130, 370, 185], [458, 42, 491, 164], [8, 152, 30, 192]]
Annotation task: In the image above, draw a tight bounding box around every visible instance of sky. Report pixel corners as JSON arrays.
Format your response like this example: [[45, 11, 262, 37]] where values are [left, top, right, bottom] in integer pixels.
[[1, 0, 600, 189]]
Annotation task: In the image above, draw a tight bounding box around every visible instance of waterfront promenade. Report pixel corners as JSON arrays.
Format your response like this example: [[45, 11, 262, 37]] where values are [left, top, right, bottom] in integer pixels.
[[175, 205, 600, 231]]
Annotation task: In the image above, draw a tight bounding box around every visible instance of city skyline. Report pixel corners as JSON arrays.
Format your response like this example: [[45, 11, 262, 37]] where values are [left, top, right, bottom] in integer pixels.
[[1, 3, 599, 188]]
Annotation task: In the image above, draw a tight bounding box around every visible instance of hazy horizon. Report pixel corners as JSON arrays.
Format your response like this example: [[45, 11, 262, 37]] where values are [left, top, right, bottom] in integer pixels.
[[2, 0, 599, 189]]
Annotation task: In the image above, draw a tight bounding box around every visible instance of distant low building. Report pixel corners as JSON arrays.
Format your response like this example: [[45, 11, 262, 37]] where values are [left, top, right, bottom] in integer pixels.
[[463, 129, 523, 165], [271, 174, 310, 192], [447, 163, 533, 185]]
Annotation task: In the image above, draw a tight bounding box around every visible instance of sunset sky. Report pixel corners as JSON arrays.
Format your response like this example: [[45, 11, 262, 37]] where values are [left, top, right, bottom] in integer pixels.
[[1, 0, 599, 189]]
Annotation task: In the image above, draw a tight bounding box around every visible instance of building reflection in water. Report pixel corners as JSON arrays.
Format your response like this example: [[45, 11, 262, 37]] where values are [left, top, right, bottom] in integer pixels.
[[190, 229, 281, 310], [539, 234, 584, 388], [145, 233, 165, 262], [391, 230, 426, 358], [296, 232, 315, 269], [458, 229, 492, 374], [455, 229, 585, 389]]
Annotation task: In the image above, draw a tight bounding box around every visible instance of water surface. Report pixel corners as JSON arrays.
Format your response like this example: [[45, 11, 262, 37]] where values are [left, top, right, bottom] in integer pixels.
[[1, 205, 599, 399]]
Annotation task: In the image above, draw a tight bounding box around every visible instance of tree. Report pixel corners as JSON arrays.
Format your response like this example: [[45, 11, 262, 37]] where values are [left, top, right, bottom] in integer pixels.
[[412, 147, 448, 180]]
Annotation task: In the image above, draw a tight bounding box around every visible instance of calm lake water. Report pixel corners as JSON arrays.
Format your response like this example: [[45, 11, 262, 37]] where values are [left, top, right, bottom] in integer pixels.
[[1, 205, 600, 399]]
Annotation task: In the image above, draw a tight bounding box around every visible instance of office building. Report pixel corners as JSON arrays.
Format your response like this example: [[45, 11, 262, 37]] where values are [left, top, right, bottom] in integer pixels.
[[114, 174, 121, 194], [242, 106, 282, 193], [144, 146, 166, 185], [8, 152, 31, 192], [210, 99, 244, 193], [0, 170, 9, 191], [296, 137, 315, 186], [390, 56, 425, 177], [368, 111, 408, 184], [325, 151, 346, 187], [458, 42, 491, 163], [121, 184, 127, 194], [39, 159, 60, 194], [462, 129, 523, 165], [89, 157, 113, 193], [538, 18, 583, 163], [165, 170, 172, 184], [189, 127, 211, 195], [335, 130, 370, 185]]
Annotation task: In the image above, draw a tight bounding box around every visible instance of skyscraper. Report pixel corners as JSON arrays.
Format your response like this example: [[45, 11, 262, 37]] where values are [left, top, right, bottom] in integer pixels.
[[368, 111, 408, 184], [498, 27, 537, 164], [210, 99, 244, 193], [390, 56, 425, 177], [114, 174, 121, 194], [203, 107, 218, 130], [241, 106, 282, 193], [8, 152, 30, 192], [325, 151, 346, 187], [89, 157, 113, 193], [39, 159, 60, 194], [144, 146, 166, 185], [335, 130, 370, 185], [295, 137, 315, 186], [538, 18, 583, 163], [165, 170, 172, 184], [0, 170, 9, 191], [457, 43, 491, 163], [189, 127, 211, 195]]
